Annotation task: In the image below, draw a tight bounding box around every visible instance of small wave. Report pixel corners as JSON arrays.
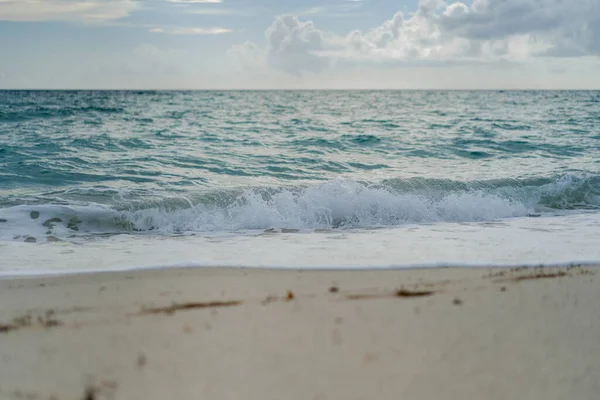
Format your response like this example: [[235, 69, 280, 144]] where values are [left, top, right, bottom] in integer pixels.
[[341, 134, 382, 145], [1, 173, 599, 242], [0, 105, 124, 122]]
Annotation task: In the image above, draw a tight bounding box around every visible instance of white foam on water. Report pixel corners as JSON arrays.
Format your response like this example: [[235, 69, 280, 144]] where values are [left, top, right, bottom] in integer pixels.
[[0, 204, 120, 242], [0, 179, 535, 242], [2, 212, 600, 277]]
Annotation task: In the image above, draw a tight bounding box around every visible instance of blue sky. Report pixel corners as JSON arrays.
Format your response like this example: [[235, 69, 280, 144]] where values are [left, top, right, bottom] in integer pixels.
[[0, 0, 599, 89]]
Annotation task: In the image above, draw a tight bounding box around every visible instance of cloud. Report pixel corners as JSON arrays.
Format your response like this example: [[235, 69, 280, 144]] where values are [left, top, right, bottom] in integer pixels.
[[261, 16, 337, 75], [0, 0, 138, 22], [150, 26, 231, 35], [439, 0, 581, 39], [231, 0, 600, 75]]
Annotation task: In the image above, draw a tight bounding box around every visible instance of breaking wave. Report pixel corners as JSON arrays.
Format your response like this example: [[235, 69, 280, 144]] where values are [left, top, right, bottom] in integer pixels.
[[1, 173, 599, 242]]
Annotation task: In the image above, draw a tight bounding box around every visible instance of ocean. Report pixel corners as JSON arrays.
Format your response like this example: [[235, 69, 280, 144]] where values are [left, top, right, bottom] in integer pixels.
[[1, 90, 599, 276]]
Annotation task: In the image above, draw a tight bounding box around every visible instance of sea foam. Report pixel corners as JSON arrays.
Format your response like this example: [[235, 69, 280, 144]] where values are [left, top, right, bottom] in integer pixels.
[[2, 174, 598, 242]]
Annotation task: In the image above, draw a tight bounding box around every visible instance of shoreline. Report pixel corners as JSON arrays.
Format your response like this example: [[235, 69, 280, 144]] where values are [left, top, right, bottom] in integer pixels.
[[2, 260, 600, 280], [1, 265, 599, 399]]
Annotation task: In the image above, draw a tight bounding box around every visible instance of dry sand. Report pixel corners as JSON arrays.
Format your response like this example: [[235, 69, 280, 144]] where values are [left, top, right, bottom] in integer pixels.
[[0, 265, 599, 400]]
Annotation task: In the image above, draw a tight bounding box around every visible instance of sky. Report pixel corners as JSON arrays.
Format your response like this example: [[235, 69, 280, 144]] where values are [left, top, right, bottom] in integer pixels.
[[0, 0, 599, 89]]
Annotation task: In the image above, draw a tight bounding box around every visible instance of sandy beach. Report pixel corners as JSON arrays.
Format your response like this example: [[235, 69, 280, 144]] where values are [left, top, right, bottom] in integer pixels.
[[1, 265, 599, 400]]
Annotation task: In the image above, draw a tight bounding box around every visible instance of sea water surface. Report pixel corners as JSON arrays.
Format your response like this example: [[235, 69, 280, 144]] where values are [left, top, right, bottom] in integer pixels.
[[1, 90, 599, 276]]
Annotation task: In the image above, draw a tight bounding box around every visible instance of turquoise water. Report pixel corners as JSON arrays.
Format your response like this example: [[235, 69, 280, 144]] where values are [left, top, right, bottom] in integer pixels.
[[1, 90, 600, 274]]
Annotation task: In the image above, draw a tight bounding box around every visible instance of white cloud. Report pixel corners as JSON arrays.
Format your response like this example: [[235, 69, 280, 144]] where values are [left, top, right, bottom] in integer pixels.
[[260, 15, 336, 75], [150, 26, 231, 35], [231, 0, 600, 75], [0, 0, 138, 22]]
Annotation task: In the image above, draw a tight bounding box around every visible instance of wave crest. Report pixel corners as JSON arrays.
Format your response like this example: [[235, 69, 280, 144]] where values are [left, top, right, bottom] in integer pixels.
[[1, 174, 599, 241]]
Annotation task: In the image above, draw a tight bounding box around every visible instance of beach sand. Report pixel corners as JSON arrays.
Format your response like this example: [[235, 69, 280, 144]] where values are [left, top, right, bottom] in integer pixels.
[[1, 265, 599, 400]]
